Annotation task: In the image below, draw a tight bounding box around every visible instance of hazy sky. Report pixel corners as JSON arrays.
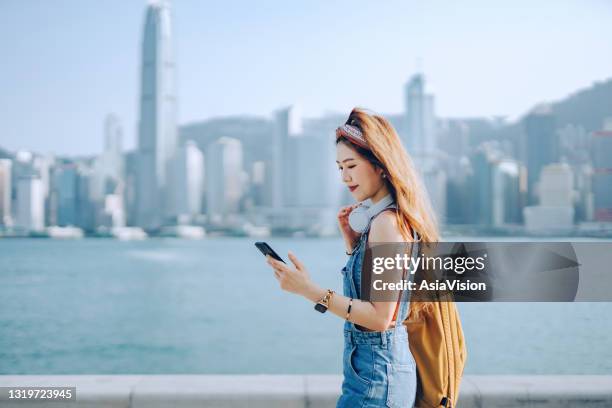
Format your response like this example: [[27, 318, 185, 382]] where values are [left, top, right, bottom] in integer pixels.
[[1, 0, 611, 156]]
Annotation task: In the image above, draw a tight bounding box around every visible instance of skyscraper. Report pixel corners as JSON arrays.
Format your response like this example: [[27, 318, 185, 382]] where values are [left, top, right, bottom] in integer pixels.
[[0, 159, 12, 226], [592, 120, 612, 222], [523, 163, 575, 233], [492, 159, 521, 226], [16, 175, 45, 232], [206, 137, 244, 224], [53, 163, 79, 227], [92, 114, 124, 201], [102, 113, 123, 189], [272, 107, 291, 210], [135, 0, 177, 228], [404, 74, 436, 154], [174, 140, 204, 219], [524, 104, 558, 205], [403, 73, 446, 220]]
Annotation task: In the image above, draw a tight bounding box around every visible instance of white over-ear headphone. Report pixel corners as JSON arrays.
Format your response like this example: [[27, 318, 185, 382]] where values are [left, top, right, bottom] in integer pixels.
[[348, 194, 395, 233]]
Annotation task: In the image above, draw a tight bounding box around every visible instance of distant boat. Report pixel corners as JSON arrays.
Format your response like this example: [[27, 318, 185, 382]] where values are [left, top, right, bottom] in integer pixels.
[[111, 227, 148, 241], [46, 226, 84, 239], [242, 223, 271, 238], [158, 225, 206, 239]]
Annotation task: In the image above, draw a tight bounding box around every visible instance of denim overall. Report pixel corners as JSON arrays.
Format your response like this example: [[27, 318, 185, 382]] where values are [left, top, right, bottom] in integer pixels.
[[337, 203, 419, 408]]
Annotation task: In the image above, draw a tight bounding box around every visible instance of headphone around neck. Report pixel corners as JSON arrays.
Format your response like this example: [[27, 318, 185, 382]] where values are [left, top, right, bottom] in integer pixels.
[[348, 194, 395, 233]]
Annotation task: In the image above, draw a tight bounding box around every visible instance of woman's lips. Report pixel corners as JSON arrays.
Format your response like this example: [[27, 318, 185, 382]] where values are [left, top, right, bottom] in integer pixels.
[[349, 185, 358, 192]]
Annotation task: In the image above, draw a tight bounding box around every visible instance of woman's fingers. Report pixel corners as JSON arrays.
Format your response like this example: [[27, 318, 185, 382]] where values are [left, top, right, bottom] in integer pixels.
[[338, 206, 353, 223], [339, 204, 359, 217], [267, 253, 308, 295], [287, 251, 304, 271], [266, 255, 278, 266], [267, 256, 284, 270], [271, 263, 283, 277], [340, 205, 352, 214], [267, 255, 288, 289], [267, 256, 290, 277]]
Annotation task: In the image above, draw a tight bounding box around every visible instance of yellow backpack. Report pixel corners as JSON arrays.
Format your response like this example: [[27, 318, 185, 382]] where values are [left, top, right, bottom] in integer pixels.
[[405, 297, 467, 407]]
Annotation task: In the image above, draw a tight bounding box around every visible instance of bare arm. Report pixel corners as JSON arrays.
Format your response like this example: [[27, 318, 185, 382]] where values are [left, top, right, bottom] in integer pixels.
[[267, 211, 411, 332], [301, 281, 393, 332]]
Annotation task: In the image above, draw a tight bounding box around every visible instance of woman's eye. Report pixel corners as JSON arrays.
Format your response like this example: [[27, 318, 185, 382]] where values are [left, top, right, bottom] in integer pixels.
[[338, 165, 356, 170]]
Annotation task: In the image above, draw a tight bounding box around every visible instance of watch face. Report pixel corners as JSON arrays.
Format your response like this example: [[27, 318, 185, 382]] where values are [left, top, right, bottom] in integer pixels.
[[314, 303, 328, 313]]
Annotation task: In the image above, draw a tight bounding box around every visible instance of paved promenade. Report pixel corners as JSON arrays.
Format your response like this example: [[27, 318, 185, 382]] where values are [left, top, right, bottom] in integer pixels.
[[1, 375, 612, 407]]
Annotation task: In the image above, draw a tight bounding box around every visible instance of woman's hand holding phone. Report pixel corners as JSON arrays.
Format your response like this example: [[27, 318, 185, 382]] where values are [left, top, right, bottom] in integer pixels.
[[337, 203, 360, 253], [266, 251, 313, 296], [257, 243, 325, 303]]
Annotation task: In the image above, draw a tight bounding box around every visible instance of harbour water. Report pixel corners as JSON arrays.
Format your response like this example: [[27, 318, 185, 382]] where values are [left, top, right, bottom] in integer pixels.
[[1, 238, 611, 375]]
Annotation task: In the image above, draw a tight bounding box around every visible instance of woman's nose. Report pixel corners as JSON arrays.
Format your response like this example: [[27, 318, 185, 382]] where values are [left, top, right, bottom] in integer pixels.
[[342, 169, 351, 183]]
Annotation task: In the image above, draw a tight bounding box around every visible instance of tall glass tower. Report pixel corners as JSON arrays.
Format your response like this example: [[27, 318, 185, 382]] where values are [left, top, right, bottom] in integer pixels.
[[135, 0, 177, 228], [404, 74, 436, 154]]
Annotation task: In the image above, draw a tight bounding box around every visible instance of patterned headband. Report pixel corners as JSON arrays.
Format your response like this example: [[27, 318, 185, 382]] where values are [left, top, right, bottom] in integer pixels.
[[335, 123, 370, 150]]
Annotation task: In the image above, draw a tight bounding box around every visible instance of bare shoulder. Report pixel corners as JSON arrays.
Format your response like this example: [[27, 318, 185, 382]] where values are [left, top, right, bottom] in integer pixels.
[[369, 210, 405, 244]]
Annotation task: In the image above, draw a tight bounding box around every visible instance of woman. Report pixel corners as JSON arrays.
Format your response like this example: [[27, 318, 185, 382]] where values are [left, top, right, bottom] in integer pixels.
[[264, 107, 439, 407]]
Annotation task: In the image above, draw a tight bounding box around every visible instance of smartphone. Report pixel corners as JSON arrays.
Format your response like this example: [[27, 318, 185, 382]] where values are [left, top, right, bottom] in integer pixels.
[[254, 241, 286, 263]]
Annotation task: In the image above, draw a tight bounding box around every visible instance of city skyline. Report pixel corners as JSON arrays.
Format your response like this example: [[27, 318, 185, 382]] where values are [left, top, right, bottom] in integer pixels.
[[1, 0, 611, 155], [1, 1, 611, 236], [0, 76, 609, 160]]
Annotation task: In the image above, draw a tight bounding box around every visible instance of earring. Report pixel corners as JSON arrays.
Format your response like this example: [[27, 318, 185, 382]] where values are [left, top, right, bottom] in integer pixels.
[[382, 174, 386, 178]]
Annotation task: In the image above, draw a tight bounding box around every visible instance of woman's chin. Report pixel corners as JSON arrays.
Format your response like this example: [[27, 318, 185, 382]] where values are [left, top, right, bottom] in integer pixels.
[[351, 192, 366, 202]]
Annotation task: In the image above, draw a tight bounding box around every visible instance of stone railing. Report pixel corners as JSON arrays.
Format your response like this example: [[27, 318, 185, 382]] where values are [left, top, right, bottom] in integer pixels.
[[1, 375, 611, 407]]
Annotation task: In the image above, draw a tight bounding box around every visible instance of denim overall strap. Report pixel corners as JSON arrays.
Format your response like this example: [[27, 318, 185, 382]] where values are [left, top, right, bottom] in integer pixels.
[[392, 227, 420, 339], [345, 202, 398, 332], [353, 202, 400, 328], [363, 202, 398, 235], [346, 230, 367, 306]]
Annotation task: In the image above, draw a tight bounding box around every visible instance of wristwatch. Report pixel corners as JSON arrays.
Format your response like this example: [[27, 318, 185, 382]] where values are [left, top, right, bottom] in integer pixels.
[[314, 289, 334, 313]]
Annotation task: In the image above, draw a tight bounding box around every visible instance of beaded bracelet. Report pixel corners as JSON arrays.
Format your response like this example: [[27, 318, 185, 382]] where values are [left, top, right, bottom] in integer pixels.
[[345, 298, 353, 321]]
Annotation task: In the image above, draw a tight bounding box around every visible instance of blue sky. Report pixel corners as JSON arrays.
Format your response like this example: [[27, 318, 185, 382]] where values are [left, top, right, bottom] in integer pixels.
[[1, 0, 611, 156]]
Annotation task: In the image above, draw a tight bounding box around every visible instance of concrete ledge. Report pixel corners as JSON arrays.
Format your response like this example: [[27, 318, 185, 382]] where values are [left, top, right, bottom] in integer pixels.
[[1, 375, 611, 407]]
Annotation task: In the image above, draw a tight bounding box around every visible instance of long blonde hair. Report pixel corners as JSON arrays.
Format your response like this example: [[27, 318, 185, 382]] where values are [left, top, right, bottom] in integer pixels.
[[337, 107, 440, 319]]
